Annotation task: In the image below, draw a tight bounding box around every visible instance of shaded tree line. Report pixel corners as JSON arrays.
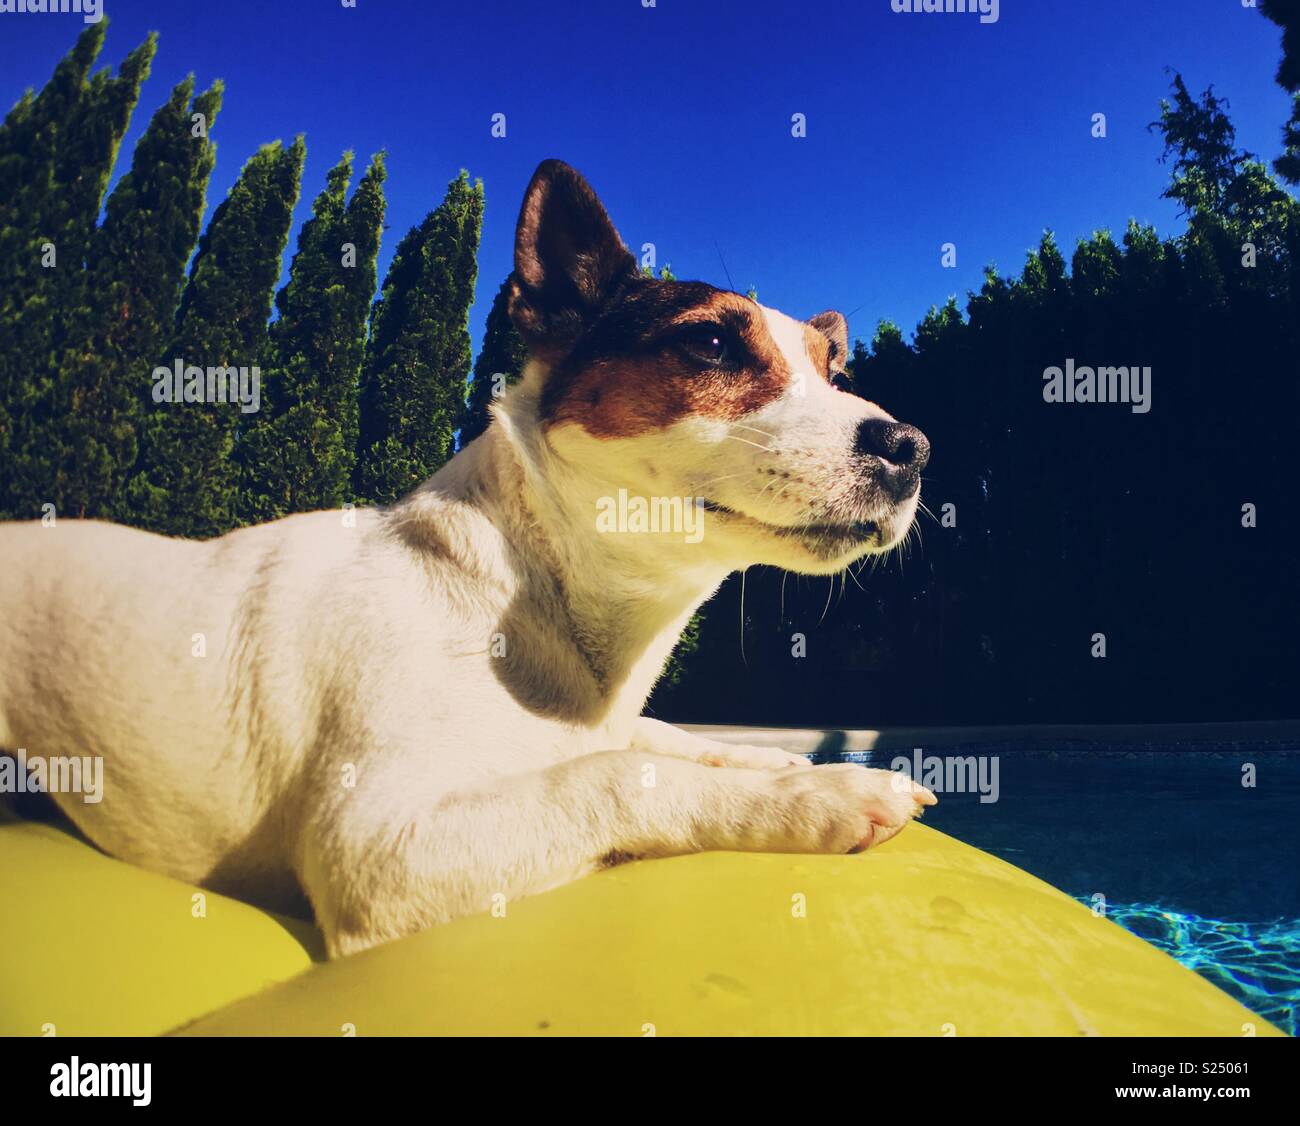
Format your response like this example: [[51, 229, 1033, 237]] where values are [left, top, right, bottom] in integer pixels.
[[651, 69, 1300, 726]]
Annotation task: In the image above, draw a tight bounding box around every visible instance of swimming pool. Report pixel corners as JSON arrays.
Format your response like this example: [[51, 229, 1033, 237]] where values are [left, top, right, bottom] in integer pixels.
[[814, 741, 1300, 1036]]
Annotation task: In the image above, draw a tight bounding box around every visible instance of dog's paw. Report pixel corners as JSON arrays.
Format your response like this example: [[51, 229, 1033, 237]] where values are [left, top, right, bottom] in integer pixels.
[[700, 744, 810, 771], [768, 764, 936, 853]]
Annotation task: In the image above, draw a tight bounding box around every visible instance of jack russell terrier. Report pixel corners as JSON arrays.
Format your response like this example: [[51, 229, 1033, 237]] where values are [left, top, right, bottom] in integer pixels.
[[0, 160, 935, 957]]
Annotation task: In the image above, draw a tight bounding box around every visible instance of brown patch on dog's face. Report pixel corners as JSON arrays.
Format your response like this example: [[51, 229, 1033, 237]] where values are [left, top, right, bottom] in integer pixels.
[[540, 280, 797, 438]]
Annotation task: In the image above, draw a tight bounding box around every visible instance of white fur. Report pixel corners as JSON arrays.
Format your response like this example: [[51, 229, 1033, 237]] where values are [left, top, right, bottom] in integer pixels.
[[0, 338, 931, 957]]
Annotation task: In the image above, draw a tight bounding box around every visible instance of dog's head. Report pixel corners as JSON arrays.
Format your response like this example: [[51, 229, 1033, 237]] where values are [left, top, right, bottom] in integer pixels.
[[506, 160, 929, 576]]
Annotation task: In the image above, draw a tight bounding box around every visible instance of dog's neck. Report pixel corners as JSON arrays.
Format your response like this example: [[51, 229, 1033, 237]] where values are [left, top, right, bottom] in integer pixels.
[[392, 370, 730, 735]]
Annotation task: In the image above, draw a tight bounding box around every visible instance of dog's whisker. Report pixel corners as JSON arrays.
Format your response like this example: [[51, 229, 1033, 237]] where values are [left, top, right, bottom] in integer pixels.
[[723, 434, 777, 454], [817, 574, 835, 627], [694, 472, 745, 492], [846, 563, 867, 594], [766, 480, 798, 508], [732, 422, 778, 442], [752, 476, 784, 506]]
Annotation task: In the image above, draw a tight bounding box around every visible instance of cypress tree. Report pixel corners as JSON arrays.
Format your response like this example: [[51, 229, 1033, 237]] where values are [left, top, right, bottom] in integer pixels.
[[238, 150, 387, 522], [847, 318, 913, 403], [126, 136, 305, 536], [330, 152, 387, 480], [47, 34, 158, 340], [0, 26, 155, 517], [0, 23, 104, 288], [0, 26, 104, 500], [913, 297, 964, 357], [1119, 220, 1170, 326], [1071, 230, 1123, 301], [34, 77, 224, 522], [460, 276, 526, 447], [356, 170, 483, 504]]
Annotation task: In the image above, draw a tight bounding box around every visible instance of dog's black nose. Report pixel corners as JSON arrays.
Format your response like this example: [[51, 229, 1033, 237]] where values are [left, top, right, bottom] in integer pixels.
[[855, 419, 930, 501]]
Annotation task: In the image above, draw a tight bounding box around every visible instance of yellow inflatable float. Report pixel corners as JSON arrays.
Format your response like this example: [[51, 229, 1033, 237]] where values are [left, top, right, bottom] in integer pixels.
[[0, 818, 1282, 1036]]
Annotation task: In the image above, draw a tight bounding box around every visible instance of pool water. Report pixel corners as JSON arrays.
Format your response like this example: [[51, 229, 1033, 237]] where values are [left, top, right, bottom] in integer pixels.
[[816, 742, 1300, 1036], [1088, 903, 1297, 1034]]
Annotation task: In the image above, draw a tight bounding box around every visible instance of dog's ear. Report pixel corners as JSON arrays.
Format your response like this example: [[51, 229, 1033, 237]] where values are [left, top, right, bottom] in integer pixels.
[[808, 310, 849, 375], [508, 160, 638, 360]]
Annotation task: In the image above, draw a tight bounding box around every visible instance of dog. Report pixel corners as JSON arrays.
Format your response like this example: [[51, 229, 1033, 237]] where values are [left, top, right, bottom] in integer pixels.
[[0, 160, 935, 957]]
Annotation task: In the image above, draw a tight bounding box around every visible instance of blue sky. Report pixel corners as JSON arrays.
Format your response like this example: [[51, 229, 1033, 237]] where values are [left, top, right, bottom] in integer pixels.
[[1, 0, 1293, 350]]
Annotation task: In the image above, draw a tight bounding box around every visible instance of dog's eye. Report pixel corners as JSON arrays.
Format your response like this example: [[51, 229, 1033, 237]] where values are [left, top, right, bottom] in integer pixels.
[[678, 325, 731, 367]]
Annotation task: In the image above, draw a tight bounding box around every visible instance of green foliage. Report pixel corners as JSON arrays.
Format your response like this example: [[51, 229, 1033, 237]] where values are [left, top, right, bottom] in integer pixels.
[[126, 136, 304, 536], [237, 151, 387, 522], [1071, 230, 1122, 300], [659, 611, 704, 691], [1262, 0, 1300, 182], [7, 72, 223, 520], [848, 319, 910, 399], [0, 24, 107, 282], [914, 296, 964, 357], [61, 75, 224, 522], [356, 170, 484, 504], [1275, 94, 1300, 185], [460, 275, 527, 447], [0, 25, 156, 518], [1150, 74, 1252, 217], [1, 31, 474, 533], [1263, 0, 1300, 86]]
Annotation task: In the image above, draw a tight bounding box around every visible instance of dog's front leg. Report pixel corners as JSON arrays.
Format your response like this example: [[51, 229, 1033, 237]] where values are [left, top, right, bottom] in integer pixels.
[[302, 748, 933, 957], [629, 717, 809, 770]]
